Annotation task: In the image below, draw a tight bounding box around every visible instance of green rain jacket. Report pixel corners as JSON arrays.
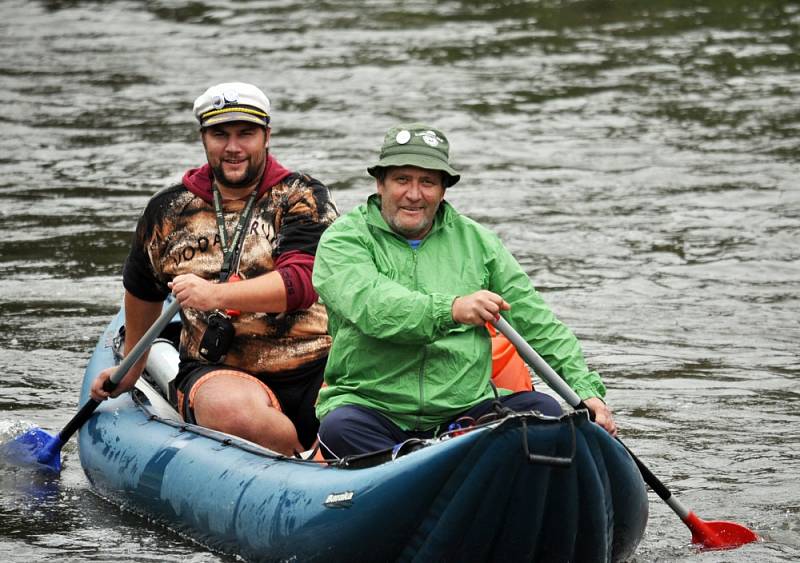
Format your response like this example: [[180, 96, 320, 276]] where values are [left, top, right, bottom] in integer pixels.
[[313, 195, 606, 431]]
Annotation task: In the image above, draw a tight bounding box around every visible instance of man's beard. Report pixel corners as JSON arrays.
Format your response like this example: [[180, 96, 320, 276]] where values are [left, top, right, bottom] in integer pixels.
[[212, 153, 266, 190]]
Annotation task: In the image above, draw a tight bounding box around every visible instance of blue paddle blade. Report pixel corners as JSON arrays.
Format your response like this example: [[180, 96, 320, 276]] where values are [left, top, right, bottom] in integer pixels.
[[0, 427, 63, 474]]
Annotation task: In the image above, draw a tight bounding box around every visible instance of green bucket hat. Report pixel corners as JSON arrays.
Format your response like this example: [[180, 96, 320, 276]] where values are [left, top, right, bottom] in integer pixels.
[[367, 123, 461, 187]]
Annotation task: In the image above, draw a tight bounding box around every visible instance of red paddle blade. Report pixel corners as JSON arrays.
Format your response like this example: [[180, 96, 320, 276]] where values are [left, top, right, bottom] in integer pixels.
[[685, 512, 760, 550]]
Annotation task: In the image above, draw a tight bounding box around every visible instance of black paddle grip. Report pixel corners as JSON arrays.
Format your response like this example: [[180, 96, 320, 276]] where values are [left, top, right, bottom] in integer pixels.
[[60, 354, 119, 441], [617, 438, 672, 501], [58, 397, 102, 443]]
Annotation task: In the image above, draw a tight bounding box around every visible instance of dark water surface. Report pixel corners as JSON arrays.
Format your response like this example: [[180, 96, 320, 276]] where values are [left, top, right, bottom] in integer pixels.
[[1, 1, 798, 561]]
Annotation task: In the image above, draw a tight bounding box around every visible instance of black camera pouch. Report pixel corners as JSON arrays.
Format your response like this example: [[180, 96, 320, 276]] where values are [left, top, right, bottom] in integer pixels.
[[198, 312, 236, 363]]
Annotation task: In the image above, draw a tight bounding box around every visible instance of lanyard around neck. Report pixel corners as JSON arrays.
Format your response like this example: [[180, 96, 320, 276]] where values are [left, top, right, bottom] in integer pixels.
[[212, 184, 259, 282]]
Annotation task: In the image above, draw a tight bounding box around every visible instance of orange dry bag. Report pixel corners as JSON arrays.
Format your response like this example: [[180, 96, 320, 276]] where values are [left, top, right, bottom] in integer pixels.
[[488, 322, 533, 393]]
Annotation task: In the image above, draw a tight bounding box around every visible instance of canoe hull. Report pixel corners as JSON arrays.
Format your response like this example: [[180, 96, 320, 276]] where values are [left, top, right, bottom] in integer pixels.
[[78, 310, 647, 561]]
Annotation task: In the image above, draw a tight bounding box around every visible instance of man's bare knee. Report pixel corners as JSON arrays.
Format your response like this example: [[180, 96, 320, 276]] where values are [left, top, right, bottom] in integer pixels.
[[191, 371, 301, 454]]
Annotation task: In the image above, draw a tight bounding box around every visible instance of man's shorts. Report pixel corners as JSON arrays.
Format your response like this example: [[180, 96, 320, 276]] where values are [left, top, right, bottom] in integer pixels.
[[173, 358, 325, 450]]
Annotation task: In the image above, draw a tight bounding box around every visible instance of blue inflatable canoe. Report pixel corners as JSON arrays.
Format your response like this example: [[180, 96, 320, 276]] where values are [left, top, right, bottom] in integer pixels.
[[78, 308, 648, 562]]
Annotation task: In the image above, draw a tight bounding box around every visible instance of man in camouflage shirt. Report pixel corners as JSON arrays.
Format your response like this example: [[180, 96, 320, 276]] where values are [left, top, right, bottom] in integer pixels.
[[91, 83, 338, 455]]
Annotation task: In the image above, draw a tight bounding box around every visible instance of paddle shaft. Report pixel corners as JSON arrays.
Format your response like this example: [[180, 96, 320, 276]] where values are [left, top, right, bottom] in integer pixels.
[[491, 316, 690, 520], [57, 299, 182, 443]]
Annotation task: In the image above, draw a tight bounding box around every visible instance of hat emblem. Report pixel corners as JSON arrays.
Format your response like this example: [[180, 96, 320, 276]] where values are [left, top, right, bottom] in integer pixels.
[[223, 89, 239, 103], [417, 130, 442, 147], [395, 130, 411, 144], [211, 89, 240, 109]]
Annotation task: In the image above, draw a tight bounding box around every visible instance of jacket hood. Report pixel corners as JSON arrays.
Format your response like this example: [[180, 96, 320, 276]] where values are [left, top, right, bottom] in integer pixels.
[[182, 154, 292, 203]]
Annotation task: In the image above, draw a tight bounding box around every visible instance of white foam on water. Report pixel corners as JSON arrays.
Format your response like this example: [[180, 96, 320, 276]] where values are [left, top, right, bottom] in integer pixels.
[[0, 420, 35, 443]]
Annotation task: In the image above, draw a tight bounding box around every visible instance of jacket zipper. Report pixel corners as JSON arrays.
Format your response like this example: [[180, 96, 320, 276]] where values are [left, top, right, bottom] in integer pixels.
[[412, 246, 427, 430]]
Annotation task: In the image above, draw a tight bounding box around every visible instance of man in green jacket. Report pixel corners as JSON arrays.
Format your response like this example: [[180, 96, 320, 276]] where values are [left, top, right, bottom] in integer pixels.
[[312, 123, 616, 458]]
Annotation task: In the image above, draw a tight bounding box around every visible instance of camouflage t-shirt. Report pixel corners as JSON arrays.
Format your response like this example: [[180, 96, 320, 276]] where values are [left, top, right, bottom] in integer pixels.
[[123, 171, 339, 377]]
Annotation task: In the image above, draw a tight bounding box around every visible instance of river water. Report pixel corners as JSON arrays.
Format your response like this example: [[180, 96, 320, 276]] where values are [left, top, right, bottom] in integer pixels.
[[0, 1, 798, 561]]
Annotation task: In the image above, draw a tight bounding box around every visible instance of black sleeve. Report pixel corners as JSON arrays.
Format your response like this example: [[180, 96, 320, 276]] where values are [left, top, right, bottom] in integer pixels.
[[273, 173, 339, 258], [121, 188, 177, 302]]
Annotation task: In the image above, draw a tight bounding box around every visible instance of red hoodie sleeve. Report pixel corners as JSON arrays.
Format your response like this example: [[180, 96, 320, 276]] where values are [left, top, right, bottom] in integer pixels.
[[274, 250, 318, 311]]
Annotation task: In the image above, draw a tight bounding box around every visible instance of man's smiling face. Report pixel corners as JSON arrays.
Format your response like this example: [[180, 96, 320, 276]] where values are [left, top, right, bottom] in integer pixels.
[[377, 166, 445, 240]]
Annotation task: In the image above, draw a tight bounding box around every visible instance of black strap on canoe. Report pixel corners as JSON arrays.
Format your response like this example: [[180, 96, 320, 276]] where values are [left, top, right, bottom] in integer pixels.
[[489, 380, 515, 419], [521, 415, 576, 468]]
